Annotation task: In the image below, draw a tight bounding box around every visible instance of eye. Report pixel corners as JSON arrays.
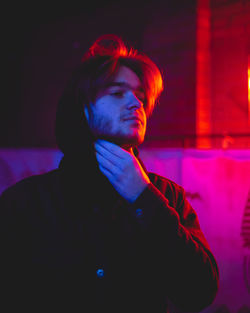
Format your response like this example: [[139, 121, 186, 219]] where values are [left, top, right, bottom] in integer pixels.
[[110, 91, 125, 98]]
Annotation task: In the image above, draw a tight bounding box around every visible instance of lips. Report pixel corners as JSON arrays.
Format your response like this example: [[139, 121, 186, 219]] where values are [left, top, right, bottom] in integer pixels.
[[123, 115, 143, 124]]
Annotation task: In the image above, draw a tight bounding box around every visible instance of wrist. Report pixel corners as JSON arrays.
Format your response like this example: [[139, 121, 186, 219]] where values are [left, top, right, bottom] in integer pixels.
[[128, 181, 150, 203]]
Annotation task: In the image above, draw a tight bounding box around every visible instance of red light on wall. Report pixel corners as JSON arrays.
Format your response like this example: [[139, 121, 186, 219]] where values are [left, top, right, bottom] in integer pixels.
[[196, 0, 211, 148], [248, 54, 250, 126], [248, 67, 250, 125]]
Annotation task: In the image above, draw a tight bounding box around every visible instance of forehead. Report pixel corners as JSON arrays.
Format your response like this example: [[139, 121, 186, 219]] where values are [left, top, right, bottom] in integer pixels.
[[111, 66, 142, 89]]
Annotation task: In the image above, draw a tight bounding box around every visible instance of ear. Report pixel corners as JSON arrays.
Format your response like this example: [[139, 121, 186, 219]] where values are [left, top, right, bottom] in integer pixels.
[[84, 105, 90, 122]]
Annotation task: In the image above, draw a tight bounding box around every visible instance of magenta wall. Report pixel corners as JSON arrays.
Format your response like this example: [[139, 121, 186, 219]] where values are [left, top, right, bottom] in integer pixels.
[[1, 147, 249, 312], [140, 148, 250, 312]]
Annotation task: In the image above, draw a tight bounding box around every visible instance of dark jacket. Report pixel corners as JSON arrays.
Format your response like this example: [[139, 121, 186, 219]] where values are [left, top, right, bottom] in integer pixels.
[[0, 149, 219, 313], [0, 78, 219, 312]]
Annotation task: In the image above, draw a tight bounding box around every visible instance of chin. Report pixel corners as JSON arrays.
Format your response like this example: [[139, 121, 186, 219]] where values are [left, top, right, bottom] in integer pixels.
[[120, 135, 144, 147], [99, 130, 145, 147]]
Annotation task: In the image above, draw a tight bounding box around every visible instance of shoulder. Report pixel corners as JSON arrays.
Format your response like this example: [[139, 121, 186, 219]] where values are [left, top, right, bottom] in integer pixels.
[[148, 172, 185, 208], [148, 172, 184, 194], [0, 169, 60, 202]]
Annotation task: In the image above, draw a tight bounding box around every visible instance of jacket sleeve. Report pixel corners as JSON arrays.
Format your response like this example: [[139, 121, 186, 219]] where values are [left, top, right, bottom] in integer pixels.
[[128, 181, 219, 312], [0, 184, 32, 310]]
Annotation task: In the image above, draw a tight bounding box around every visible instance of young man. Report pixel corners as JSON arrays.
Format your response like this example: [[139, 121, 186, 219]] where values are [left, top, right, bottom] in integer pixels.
[[0, 35, 219, 313]]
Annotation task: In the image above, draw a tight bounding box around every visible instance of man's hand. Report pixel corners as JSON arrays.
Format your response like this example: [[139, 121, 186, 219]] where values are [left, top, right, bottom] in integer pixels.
[[94, 140, 150, 203]]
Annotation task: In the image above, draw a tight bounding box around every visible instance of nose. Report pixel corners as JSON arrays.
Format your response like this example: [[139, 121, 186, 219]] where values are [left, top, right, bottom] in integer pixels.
[[127, 91, 143, 110]]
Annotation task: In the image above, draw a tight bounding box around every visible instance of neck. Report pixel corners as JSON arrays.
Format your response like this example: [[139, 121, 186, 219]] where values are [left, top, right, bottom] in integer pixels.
[[120, 144, 134, 154]]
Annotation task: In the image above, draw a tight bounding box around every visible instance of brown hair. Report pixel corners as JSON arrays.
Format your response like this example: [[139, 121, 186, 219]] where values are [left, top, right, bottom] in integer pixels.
[[77, 34, 163, 116], [55, 34, 163, 154]]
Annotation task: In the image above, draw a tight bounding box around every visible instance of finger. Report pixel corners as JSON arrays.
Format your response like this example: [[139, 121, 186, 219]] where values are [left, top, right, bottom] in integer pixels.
[[95, 140, 127, 159], [96, 151, 117, 175], [95, 141, 128, 169], [98, 163, 114, 181], [95, 144, 116, 165], [95, 143, 119, 167], [95, 143, 121, 164]]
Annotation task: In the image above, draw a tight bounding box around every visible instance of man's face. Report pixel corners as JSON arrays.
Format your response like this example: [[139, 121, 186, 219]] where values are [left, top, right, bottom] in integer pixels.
[[84, 66, 147, 149]]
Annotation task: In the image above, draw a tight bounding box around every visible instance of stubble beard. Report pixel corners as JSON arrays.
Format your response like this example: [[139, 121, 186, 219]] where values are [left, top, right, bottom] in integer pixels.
[[89, 115, 144, 148]]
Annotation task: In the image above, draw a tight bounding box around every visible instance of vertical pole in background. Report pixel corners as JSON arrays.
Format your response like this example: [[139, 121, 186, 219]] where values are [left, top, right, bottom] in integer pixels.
[[196, 0, 212, 148]]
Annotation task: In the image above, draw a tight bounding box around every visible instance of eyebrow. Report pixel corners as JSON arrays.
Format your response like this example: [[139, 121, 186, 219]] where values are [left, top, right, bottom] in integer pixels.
[[104, 82, 145, 93]]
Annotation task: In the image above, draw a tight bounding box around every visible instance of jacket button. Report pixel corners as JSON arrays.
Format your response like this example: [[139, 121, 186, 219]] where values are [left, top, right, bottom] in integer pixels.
[[136, 208, 143, 218], [96, 268, 105, 278]]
